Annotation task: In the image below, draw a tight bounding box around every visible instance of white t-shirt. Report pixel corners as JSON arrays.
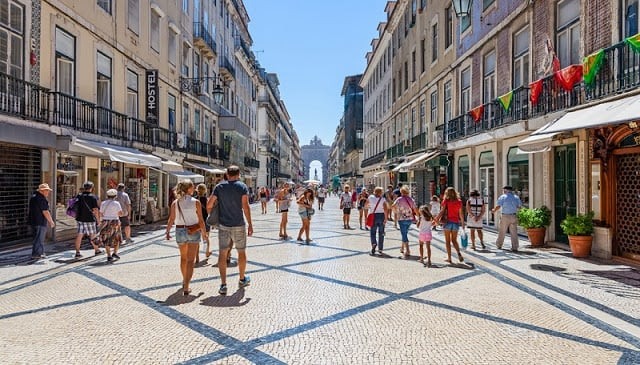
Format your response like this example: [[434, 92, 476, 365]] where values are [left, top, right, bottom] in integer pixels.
[[100, 199, 123, 220], [418, 217, 433, 234], [317, 188, 326, 198], [367, 195, 385, 214], [430, 201, 441, 215]]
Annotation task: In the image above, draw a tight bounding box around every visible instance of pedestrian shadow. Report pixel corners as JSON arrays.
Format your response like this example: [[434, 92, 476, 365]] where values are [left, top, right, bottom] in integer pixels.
[[211, 260, 238, 268], [195, 259, 212, 268], [159, 289, 204, 306], [199, 288, 251, 307], [447, 261, 476, 270], [370, 252, 393, 259]]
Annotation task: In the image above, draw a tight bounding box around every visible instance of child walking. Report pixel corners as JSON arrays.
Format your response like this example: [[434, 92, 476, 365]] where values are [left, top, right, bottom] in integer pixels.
[[429, 195, 441, 231], [418, 205, 434, 267]]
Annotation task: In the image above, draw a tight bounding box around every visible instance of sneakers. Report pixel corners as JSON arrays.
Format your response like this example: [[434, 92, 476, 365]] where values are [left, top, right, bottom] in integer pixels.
[[112, 253, 120, 260], [218, 284, 228, 295], [239, 276, 251, 288]]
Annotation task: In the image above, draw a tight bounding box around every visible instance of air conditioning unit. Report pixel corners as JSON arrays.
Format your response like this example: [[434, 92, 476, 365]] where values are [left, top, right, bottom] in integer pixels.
[[432, 131, 443, 146], [176, 133, 186, 148]]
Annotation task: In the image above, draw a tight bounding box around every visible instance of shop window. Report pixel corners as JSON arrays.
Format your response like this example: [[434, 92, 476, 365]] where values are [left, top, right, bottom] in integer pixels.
[[458, 155, 470, 199], [507, 147, 529, 207]]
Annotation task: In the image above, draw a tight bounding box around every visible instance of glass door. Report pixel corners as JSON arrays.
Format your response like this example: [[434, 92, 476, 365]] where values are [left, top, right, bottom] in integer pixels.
[[480, 166, 495, 226]]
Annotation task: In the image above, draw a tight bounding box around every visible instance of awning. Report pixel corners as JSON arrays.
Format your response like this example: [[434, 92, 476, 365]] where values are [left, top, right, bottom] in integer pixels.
[[72, 139, 162, 167], [184, 161, 226, 174], [161, 159, 183, 172], [517, 132, 562, 154], [168, 170, 205, 183], [406, 150, 440, 170], [535, 93, 640, 134]]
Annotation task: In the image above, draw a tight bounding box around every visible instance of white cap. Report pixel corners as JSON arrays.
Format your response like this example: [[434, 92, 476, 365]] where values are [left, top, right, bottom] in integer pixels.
[[106, 189, 118, 197]]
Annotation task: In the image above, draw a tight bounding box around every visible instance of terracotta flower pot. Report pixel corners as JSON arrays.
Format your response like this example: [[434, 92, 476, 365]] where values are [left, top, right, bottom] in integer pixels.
[[568, 235, 593, 258], [526, 227, 546, 247]]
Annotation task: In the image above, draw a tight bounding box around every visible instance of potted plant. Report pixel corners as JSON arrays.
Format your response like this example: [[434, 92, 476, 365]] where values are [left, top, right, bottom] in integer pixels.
[[560, 211, 595, 258], [516, 205, 552, 247]]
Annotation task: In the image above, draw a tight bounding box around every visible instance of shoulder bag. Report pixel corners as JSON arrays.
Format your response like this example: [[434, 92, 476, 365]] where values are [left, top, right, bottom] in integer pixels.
[[206, 200, 219, 227], [365, 197, 383, 228]]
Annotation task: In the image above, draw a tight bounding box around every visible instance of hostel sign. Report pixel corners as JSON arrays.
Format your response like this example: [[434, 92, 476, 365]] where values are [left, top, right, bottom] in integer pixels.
[[146, 69, 159, 124]]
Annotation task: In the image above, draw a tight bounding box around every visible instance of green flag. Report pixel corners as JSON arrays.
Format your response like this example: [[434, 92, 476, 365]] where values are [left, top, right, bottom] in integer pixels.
[[498, 91, 513, 112], [583, 49, 604, 87], [625, 33, 640, 53]]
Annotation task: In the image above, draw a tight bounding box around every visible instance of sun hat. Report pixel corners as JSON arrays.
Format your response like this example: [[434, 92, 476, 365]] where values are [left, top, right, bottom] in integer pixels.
[[38, 183, 52, 191], [106, 189, 118, 197]]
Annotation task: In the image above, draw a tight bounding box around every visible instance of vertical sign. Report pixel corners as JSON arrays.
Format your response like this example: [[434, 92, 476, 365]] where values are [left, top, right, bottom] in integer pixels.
[[146, 69, 159, 124]]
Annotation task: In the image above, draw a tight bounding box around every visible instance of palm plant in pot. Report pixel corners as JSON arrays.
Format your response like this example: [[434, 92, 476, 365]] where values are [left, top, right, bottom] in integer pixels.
[[560, 211, 595, 258], [516, 205, 551, 247]]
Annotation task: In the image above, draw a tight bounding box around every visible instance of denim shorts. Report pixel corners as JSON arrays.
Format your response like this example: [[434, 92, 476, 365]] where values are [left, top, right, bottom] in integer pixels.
[[443, 222, 460, 231], [175, 227, 201, 245]]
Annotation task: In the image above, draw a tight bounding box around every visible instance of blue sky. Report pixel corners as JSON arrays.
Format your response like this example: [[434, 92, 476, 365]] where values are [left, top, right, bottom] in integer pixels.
[[244, 0, 389, 147]]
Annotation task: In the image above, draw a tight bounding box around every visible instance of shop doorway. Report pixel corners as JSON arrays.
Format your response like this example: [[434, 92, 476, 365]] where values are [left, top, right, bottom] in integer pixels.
[[479, 166, 495, 226], [554, 144, 577, 243], [615, 152, 640, 259]]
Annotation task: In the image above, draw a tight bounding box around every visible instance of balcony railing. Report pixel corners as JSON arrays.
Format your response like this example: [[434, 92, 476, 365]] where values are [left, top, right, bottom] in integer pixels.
[[219, 56, 236, 79], [193, 22, 217, 57], [0, 72, 49, 122], [244, 156, 260, 168]]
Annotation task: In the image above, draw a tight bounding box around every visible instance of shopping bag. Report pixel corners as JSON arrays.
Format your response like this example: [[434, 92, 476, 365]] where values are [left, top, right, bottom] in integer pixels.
[[365, 213, 374, 228], [459, 229, 469, 249]]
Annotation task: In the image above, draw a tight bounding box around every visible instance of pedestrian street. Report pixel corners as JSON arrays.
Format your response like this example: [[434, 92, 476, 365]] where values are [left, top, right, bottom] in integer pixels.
[[1, 196, 640, 364]]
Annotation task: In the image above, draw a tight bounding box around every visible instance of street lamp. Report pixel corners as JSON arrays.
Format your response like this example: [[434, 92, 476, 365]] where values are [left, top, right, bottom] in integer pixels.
[[179, 76, 226, 104], [451, 0, 472, 17]]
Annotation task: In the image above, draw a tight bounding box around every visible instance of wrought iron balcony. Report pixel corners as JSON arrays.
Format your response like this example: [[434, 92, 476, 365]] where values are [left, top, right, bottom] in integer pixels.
[[244, 156, 260, 168], [219, 56, 236, 79], [0, 72, 49, 122], [193, 22, 217, 58]]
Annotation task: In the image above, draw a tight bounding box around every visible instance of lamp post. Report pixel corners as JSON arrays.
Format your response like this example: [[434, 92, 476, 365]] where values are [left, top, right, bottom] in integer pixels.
[[179, 76, 226, 104], [451, 0, 472, 17]]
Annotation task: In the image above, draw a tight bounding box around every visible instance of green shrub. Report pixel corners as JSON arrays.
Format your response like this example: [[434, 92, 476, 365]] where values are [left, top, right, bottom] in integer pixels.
[[560, 211, 595, 236], [516, 205, 552, 229]]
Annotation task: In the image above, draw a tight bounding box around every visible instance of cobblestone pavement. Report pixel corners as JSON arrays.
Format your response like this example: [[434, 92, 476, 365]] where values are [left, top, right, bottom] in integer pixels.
[[1, 196, 640, 364]]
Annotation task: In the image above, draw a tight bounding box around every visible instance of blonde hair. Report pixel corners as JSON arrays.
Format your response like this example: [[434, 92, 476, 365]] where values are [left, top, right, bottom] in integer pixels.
[[344, 184, 350, 190], [373, 186, 384, 195], [400, 186, 410, 195], [174, 179, 194, 200], [196, 183, 207, 197], [419, 205, 433, 220], [443, 187, 460, 201]]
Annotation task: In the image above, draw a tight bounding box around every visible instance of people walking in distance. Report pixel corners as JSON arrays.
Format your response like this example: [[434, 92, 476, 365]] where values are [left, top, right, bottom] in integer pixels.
[[340, 185, 354, 229], [259, 187, 268, 214], [437, 187, 465, 263], [368, 187, 388, 255], [393, 186, 419, 259], [296, 188, 315, 244], [166, 180, 206, 296], [28, 183, 55, 260], [316, 185, 327, 210], [115, 183, 133, 244], [466, 189, 486, 250], [430, 195, 441, 231], [491, 186, 523, 252], [196, 183, 212, 263], [276, 183, 292, 240], [207, 166, 253, 295], [417, 205, 434, 266], [73, 181, 102, 259], [357, 188, 370, 230], [99, 189, 123, 263], [385, 185, 395, 222]]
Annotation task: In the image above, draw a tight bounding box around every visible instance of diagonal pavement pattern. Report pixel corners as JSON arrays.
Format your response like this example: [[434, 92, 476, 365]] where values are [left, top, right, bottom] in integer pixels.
[[0, 196, 639, 364]]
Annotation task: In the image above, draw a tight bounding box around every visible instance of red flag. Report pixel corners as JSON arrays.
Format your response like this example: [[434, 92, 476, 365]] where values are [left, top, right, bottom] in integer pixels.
[[469, 105, 484, 122], [530, 79, 543, 106], [554, 64, 583, 91]]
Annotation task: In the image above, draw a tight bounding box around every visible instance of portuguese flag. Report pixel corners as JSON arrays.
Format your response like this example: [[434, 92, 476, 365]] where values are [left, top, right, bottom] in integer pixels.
[[583, 49, 604, 87], [498, 91, 513, 112], [625, 33, 640, 53], [469, 105, 484, 122]]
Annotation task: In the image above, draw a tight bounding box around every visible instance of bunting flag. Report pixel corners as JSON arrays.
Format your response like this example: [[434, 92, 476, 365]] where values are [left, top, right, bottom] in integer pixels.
[[625, 33, 640, 53], [498, 91, 513, 112], [554, 64, 583, 91], [583, 49, 604, 87], [469, 105, 484, 122], [529, 79, 543, 106]]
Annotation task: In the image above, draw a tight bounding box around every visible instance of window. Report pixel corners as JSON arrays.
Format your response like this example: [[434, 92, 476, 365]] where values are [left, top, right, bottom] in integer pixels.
[[445, 6, 453, 48], [128, 0, 139, 34], [444, 80, 452, 123], [556, 0, 580, 66], [420, 39, 426, 73], [204, 115, 210, 144], [419, 100, 426, 133], [404, 61, 408, 90], [193, 53, 200, 80], [483, 51, 496, 103], [181, 42, 190, 76], [168, 93, 176, 131], [460, 9, 471, 33], [55, 28, 75, 95], [0, 0, 24, 78], [430, 90, 438, 125], [202, 62, 209, 93], [458, 156, 470, 200], [460, 67, 471, 114], [411, 0, 417, 25], [182, 0, 189, 14], [182, 102, 189, 133], [96, 52, 111, 108], [194, 108, 201, 139], [97, 0, 111, 14], [432, 23, 438, 62], [168, 28, 177, 65], [625, 0, 638, 38], [150, 10, 160, 52], [421, 0, 427, 10], [507, 147, 529, 207], [411, 51, 416, 82], [513, 27, 530, 88], [126, 69, 138, 118], [483, 0, 494, 10]]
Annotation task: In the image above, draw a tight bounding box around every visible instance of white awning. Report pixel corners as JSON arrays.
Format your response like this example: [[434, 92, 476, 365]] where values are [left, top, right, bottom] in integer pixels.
[[535, 93, 640, 134], [161, 159, 183, 172], [517, 132, 562, 154], [183, 161, 226, 174], [73, 139, 162, 167], [406, 150, 440, 170], [168, 170, 205, 183]]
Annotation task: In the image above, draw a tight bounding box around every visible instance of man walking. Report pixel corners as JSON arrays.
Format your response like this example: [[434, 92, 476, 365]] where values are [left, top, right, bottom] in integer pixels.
[[115, 183, 133, 244], [207, 165, 253, 295], [317, 185, 327, 210], [491, 185, 523, 252], [28, 183, 55, 260], [74, 181, 102, 258]]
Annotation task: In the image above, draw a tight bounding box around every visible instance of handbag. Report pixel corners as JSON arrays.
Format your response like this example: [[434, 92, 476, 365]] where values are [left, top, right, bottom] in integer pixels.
[[206, 201, 219, 227], [366, 197, 383, 228], [459, 228, 469, 249], [436, 201, 448, 226], [307, 207, 315, 216], [176, 199, 201, 235]]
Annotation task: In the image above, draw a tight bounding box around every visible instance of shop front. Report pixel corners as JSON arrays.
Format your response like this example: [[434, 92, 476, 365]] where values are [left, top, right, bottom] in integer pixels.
[[183, 161, 225, 192]]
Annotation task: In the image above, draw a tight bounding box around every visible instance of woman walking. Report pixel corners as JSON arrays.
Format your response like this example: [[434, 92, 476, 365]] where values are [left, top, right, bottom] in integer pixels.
[[196, 183, 212, 263], [276, 183, 292, 240], [259, 187, 268, 214], [98, 189, 123, 263], [368, 187, 388, 255], [357, 188, 370, 230], [392, 186, 419, 258], [165, 179, 207, 296], [466, 189, 486, 250], [296, 188, 315, 244], [437, 187, 465, 263], [417, 205, 434, 266], [339, 185, 354, 229]]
